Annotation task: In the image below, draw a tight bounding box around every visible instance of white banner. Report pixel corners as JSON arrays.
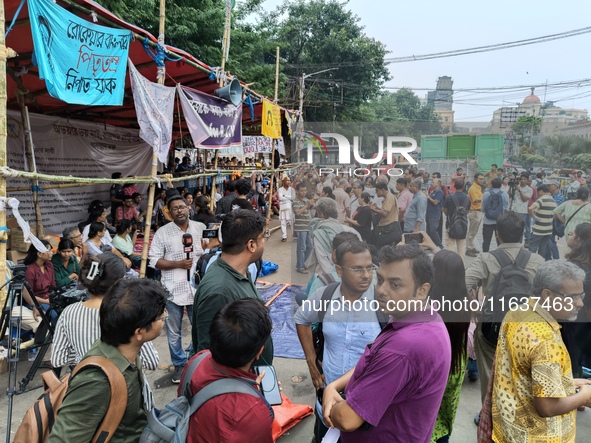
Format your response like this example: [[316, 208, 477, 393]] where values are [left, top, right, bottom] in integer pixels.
[[7, 111, 154, 233], [242, 136, 285, 155], [128, 60, 175, 164]]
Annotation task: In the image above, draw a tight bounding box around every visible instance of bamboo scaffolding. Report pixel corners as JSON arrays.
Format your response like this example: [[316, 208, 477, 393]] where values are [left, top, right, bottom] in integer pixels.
[[265, 46, 281, 230], [0, 1, 9, 305], [16, 96, 44, 237], [139, 0, 166, 278]]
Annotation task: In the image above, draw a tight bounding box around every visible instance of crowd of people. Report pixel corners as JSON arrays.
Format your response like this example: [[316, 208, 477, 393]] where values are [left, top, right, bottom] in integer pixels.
[[7, 160, 591, 443]]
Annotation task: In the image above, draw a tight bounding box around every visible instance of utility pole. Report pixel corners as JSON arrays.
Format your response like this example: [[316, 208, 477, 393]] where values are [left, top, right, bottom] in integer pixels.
[[296, 67, 338, 162]]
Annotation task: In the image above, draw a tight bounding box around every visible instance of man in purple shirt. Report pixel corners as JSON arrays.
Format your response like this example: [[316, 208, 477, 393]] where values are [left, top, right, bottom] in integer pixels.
[[322, 246, 451, 443]]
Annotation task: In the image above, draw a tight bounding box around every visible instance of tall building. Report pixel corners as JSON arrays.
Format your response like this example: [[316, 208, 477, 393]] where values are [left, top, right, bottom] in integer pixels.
[[427, 76, 454, 131]]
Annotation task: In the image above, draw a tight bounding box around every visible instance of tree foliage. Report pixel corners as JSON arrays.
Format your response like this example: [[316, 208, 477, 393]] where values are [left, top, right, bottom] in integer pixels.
[[511, 116, 541, 146], [266, 0, 390, 121]]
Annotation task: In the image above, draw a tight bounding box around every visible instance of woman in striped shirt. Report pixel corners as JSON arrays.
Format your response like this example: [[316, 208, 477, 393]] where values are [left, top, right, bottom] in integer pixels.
[[50, 252, 159, 369]]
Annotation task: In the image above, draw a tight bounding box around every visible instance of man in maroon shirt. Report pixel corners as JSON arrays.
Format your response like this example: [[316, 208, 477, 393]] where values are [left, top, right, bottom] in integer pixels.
[[182, 298, 274, 443]]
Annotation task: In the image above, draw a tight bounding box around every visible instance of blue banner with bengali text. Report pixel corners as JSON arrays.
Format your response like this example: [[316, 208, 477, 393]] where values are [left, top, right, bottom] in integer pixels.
[[27, 0, 131, 106]]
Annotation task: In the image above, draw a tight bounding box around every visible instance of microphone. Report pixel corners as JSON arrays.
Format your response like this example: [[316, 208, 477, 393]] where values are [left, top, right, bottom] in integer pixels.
[[182, 233, 193, 281]]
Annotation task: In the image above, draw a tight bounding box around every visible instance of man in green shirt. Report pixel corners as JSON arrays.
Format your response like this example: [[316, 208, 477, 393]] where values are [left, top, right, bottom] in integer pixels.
[[192, 209, 273, 364], [48, 279, 168, 443]]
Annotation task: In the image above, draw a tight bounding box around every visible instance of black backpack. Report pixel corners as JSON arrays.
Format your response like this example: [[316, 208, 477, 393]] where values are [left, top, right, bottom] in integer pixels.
[[194, 249, 262, 284], [483, 190, 504, 221], [194, 247, 221, 284], [314, 282, 389, 374], [481, 248, 532, 345], [448, 194, 468, 239]]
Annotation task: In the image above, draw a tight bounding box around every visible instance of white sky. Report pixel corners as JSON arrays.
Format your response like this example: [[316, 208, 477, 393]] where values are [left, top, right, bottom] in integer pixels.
[[254, 0, 591, 121]]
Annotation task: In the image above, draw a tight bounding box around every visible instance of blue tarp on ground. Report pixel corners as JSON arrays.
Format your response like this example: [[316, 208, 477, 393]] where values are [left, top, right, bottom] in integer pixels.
[[258, 282, 306, 360]]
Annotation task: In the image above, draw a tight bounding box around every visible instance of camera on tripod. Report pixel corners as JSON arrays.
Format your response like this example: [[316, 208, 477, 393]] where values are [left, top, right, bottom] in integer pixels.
[[49, 285, 87, 315]]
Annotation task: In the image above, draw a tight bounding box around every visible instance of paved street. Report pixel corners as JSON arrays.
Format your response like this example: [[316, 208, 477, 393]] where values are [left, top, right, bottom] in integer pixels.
[[1, 219, 590, 442]]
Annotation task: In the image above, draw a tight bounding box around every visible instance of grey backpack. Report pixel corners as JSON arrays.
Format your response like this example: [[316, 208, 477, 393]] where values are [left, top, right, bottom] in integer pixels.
[[140, 351, 273, 443]]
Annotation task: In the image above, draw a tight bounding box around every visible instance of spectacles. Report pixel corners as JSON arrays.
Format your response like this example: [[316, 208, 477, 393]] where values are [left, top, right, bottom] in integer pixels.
[[552, 291, 586, 301], [155, 310, 168, 322], [250, 234, 267, 243], [170, 206, 189, 212], [339, 265, 378, 275]]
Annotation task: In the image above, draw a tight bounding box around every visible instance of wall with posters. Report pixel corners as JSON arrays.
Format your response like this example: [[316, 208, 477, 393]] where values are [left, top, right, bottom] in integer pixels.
[[6, 110, 154, 233]]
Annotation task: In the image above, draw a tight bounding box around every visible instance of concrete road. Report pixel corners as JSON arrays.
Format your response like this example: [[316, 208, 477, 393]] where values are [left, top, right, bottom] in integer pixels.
[[1, 218, 589, 442]]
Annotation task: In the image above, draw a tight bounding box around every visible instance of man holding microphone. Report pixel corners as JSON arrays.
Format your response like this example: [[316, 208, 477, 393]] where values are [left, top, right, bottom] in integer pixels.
[[149, 195, 206, 383]]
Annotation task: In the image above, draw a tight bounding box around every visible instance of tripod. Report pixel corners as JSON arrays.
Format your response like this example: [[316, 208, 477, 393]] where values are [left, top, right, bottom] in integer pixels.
[[0, 266, 56, 442]]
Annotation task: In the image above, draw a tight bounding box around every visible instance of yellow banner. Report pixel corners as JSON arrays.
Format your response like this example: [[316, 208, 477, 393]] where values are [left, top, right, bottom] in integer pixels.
[[262, 100, 282, 139]]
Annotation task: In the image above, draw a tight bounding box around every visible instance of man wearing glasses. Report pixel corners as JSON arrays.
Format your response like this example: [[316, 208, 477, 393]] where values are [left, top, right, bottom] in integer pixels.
[[192, 210, 273, 366], [294, 240, 384, 442], [491, 260, 591, 442], [149, 195, 206, 384]]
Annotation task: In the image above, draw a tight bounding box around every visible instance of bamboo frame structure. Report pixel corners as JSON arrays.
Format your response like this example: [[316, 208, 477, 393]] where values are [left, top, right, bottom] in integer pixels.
[[0, 2, 8, 305], [16, 97, 44, 238], [138, 0, 166, 278]]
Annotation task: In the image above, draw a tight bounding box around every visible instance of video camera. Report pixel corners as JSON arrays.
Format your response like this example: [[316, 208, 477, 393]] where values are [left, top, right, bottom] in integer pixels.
[[49, 285, 87, 315]]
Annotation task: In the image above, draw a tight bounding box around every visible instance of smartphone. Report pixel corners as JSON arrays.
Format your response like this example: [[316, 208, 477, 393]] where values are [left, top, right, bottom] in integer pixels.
[[202, 229, 218, 239], [404, 233, 424, 244], [254, 365, 282, 405]]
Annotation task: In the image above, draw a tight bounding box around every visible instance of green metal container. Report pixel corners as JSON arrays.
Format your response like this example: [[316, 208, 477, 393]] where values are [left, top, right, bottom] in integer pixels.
[[447, 135, 475, 158], [420, 136, 447, 159], [475, 134, 504, 172]]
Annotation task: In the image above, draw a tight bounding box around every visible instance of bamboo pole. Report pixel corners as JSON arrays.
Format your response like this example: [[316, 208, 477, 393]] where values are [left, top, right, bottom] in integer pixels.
[[209, 3, 233, 211], [139, 0, 166, 278], [16, 96, 44, 237], [265, 47, 281, 229], [0, 1, 10, 305]]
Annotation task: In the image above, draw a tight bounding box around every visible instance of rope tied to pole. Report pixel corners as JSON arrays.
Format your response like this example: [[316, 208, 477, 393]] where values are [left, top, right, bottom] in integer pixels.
[[0, 167, 19, 178]]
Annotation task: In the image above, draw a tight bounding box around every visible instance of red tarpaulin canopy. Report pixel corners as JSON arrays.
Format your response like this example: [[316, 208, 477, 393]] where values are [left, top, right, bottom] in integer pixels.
[[4, 0, 265, 131]]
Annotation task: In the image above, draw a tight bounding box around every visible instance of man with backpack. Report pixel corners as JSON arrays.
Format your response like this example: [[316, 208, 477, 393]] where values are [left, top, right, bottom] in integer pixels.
[[183, 299, 274, 443], [466, 173, 486, 257], [465, 211, 544, 407], [294, 240, 384, 442], [47, 279, 169, 443], [443, 179, 471, 259], [481, 178, 509, 253]]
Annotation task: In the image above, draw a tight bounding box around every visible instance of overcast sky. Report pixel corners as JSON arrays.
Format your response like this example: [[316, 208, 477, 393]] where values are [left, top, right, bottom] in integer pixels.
[[256, 0, 591, 121]]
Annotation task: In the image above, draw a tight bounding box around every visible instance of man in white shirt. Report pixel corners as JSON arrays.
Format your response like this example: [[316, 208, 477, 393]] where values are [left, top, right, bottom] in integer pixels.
[[149, 195, 205, 383], [278, 176, 295, 241]]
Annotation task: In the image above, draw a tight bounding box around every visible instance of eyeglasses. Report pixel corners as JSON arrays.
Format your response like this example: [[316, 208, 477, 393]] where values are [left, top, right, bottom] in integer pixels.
[[250, 234, 268, 243], [155, 310, 168, 322], [170, 206, 189, 212], [339, 264, 378, 275], [552, 291, 586, 301]]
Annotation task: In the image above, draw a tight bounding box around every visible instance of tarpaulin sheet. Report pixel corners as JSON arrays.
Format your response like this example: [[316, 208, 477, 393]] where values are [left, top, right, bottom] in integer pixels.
[[258, 282, 306, 360]]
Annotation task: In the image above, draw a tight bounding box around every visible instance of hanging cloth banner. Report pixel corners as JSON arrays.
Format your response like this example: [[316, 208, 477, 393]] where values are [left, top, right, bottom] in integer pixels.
[[128, 60, 175, 164], [27, 0, 131, 106], [178, 85, 242, 149], [262, 99, 282, 139]]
